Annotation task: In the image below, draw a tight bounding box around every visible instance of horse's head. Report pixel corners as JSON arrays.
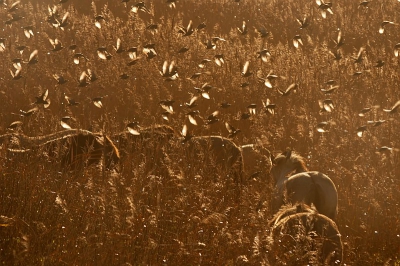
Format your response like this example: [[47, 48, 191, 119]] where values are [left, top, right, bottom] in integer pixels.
[[270, 150, 308, 182]]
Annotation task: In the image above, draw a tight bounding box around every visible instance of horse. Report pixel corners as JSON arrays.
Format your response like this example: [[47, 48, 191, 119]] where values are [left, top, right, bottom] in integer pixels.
[[270, 150, 338, 220], [268, 204, 343, 265], [240, 143, 272, 180], [179, 135, 244, 183], [1, 129, 120, 171], [111, 124, 175, 172]]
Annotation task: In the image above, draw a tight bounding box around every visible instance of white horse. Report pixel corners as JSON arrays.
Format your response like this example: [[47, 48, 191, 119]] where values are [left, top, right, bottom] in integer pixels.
[[270, 150, 338, 220]]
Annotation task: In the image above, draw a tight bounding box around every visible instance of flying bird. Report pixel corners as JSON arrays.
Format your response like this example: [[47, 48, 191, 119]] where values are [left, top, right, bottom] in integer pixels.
[[352, 47, 365, 63], [374, 60, 385, 68], [321, 85, 339, 94], [198, 59, 212, 68], [379, 21, 395, 34], [92, 96, 107, 108], [56, 12, 69, 30], [277, 83, 298, 96], [316, 0, 333, 18], [241, 61, 252, 77], [247, 104, 257, 115], [237, 21, 247, 35], [60, 116, 73, 129], [73, 53, 89, 64], [26, 50, 38, 64], [334, 30, 345, 48], [77, 71, 90, 87], [257, 49, 271, 63], [97, 47, 112, 60], [258, 70, 278, 88], [127, 47, 141, 65], [293, 35, 303, 48], [15, 106, 38, 117], [296, 16, 310, 29], [356, 125, 367, 137], [394, 43, 400, 57], [185, 96, 198, 109], [159, 100, 175, 114], [113, 38, 124, 53], [131, 2, 151, 14], [94, 15, 106, 29], [49, 38, 64, 52], [359, 1, 370, 8], [23, 26, 34, 39], [214, 54, 225, 66], [53, 74, 68, 85], [205, 111, 219, 125], [178, 20, 194, 36], [65, 95, 79, 106], [262, 98, 276, 114], [225, 122, 241, 139], [142, 43, 157, 59], [383, 100, 400, 114], [194, 83, 213, 99], [319, 99, 334, 113], [0, 38, 6, 52], [8, 121, 23, 130], [8, 1, 20, 12], [10, 68, 22, 80], [160, 60, 178, 81], [316, 121, 330, 132], [220, 102, 231, 108], [329, 49, 342, 61], [186, 110, 200, 125], [181, 124, 193, 142], [126, 122, 141, 135], [34, 89, 51, 108]]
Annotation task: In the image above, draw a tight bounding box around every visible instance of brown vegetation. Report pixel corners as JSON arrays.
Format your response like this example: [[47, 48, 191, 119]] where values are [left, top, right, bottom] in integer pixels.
[[1, 0, 400, 265]]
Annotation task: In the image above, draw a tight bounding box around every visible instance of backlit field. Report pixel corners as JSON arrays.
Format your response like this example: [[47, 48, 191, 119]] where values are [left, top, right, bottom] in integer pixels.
[[1, 0, 400, 265]]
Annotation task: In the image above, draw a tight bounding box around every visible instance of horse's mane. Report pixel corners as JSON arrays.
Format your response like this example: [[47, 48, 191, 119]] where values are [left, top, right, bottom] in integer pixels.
[[273, 151, 308, 171], [289, 152, 309, 173]]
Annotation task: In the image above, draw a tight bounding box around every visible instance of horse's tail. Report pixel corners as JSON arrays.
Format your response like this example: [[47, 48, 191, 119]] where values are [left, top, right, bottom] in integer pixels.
[[310, 171, 338, 220]]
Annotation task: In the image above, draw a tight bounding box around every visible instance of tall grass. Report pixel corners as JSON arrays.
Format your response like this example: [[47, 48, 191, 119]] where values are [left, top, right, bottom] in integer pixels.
[[1, 0, 400, 265]]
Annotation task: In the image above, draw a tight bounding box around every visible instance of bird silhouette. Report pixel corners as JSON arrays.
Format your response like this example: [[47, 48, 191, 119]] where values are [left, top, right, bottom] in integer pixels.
[[178, 20, 194, 36], [225, 122, 241, 138], [262, 99, 276, 114], [383, 100, 400, 114], [296, 16, 310, 29], [94, 15, 106, 29], [23, 26, 34, 39], [49, 38, 64, 51], [237, 21, 247, 35], [241, 61, 252, 77], [293, 35, 303, 48], [34, 89, 51, 108], [379, 21, 395, 34], [277, 83, 298, 96], [316, 0, 333, 18]]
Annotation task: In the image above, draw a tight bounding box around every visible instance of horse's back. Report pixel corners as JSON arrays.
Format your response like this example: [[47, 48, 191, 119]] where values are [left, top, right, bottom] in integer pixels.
[[287, 171, 338, 219]]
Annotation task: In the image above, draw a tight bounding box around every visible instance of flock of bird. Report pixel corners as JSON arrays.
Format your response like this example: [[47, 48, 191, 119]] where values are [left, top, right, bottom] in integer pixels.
[[0, 0, 399, 155]]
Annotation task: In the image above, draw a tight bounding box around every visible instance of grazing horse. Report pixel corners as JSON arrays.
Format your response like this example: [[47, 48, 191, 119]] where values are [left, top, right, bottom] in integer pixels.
[[240, 144, 272, 180], [181, 136, 244, 183], [111, 124, 175, 172], [1, 129, 120, 171], [270, 150, 338, 220], [268, 204, 343, 265]]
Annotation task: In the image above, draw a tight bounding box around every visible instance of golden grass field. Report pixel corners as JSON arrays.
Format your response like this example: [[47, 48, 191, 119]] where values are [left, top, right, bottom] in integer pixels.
[[1, 0, 400, 265]]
